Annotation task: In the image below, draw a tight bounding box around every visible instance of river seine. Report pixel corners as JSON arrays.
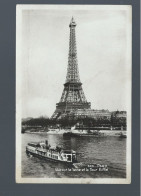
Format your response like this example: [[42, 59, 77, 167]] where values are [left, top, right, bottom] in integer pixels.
[[22, 133, 126, 178]]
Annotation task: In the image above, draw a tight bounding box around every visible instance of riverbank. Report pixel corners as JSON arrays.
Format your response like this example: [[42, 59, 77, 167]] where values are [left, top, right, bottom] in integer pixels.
[[24, 129, 126, 137]]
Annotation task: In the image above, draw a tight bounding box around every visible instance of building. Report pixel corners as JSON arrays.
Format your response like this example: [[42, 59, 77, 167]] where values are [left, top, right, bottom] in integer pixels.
[[61, 109, 111, 120], [111, 111, 127, 128], [52, 17, 91, 119]]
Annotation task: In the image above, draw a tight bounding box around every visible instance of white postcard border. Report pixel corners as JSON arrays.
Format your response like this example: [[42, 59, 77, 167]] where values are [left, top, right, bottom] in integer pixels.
[[16, 4, 132, 184]]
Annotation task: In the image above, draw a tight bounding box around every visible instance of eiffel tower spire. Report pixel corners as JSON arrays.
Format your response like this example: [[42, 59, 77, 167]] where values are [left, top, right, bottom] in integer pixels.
[[66, 17, 80, 83], [52, 18, 91, 119]]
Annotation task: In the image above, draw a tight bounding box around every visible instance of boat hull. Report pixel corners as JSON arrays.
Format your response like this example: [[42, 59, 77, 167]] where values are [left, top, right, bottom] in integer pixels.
[[119, 135, 127, 138], [26, 149, 75, 165], [63, 132, 104, 137]]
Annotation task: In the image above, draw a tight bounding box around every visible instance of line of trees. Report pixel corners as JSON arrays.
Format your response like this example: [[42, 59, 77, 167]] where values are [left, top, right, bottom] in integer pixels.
[[22, 116, 126, 129]]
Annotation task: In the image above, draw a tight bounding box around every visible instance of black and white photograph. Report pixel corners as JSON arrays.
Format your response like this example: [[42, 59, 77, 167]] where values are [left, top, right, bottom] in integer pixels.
[[16, 5, 131, 183]]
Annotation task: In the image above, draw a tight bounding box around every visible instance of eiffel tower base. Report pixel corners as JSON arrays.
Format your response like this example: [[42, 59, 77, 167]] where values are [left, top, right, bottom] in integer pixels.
[[52, 102, 91, 119]]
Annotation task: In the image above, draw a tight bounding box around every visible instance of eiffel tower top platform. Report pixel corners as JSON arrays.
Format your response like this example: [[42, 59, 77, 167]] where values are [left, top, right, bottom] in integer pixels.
[[52, 17, 91, 119]]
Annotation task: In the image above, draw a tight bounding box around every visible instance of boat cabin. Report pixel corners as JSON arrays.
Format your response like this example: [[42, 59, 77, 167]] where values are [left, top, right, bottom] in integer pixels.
[[61, 150, 77, 162]]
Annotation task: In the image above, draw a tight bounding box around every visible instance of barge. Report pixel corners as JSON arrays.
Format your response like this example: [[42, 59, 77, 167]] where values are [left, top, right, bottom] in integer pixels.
[[63, 130, 105, 137], [26, 140, 77, 164]]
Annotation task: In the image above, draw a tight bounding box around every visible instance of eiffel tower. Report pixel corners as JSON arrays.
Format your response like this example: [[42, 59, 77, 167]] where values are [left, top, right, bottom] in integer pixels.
[[52, 17, 91, 119]]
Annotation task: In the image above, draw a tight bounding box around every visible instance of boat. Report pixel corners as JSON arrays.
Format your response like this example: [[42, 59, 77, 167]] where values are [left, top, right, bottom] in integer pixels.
[[63, 129, 104, 137], [119, 132, 127, 138], [26, 140, 77, 164]]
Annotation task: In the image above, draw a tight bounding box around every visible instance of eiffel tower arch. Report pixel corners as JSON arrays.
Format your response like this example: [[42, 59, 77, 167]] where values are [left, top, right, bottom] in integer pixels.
[[52, 17, 91, 119]]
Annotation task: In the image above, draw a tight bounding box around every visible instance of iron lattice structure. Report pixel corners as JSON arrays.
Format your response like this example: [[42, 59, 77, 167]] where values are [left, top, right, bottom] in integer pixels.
[[52, 18, 91, 119]]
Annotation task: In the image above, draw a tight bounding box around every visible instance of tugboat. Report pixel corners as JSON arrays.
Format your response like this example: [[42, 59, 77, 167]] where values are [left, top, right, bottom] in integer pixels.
[[26, 140, 77, 164], [63, 129, 104, 137], [119, 132, 127, 138]]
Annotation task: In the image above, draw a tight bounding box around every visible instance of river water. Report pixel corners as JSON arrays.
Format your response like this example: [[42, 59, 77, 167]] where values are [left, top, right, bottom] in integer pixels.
[[22, 133, 126, 178]]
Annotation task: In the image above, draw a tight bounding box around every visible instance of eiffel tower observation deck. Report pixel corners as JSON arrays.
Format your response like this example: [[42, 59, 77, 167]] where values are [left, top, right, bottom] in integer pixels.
[[52, 17, 91, 119]]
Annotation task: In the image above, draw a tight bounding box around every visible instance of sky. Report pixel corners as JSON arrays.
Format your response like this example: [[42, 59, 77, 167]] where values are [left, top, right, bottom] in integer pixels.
[[19, 5, 131, 118]]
